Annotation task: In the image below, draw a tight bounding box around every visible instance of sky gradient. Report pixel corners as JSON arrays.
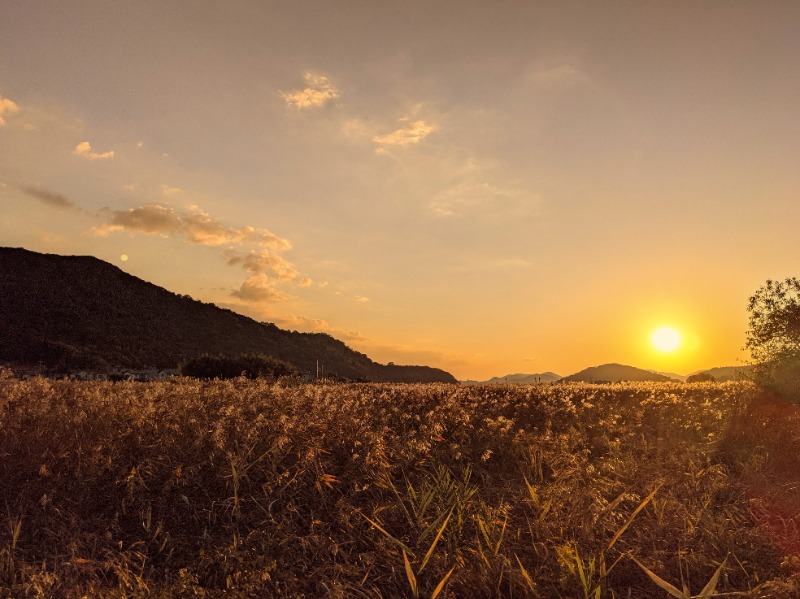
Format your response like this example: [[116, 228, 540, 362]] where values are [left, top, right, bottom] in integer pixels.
[[1, 1, 799, 380]]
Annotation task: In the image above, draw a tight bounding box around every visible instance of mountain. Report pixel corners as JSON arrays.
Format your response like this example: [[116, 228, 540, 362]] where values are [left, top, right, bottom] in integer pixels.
[[689, 365, 755, 382], [651, 370, 688, 382], [463, 372, 562, 385], [562, 363, 678, 383], [0, 247, 456, 383]]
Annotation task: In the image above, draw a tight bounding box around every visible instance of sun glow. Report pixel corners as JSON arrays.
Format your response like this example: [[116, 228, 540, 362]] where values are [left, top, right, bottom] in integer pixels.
[[651, 326, 682, 352]]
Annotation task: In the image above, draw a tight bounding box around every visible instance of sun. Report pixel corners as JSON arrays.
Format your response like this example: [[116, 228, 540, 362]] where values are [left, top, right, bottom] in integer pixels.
[[651, 326, 682, 352]]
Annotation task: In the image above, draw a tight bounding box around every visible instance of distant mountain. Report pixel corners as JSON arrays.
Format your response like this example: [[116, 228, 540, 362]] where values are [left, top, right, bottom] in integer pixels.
[[463, 372, 562, 385], [562, 363, 678, 383], [651, 370, 688, 382], [0, 247, 456, 383], [689, 365, 755, 382]]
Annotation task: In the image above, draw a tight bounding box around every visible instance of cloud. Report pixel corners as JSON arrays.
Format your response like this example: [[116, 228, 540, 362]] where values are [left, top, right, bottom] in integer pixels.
[[282, 73, 339, 109], [373, 119, 436, 152], [353, 295, 371, 303], [74, 141, 115, 160], [527, 63, 587, 89], [453, 257, 533, 273], [431, 180, 516, 217], [231, 273, 290, 303], [298, 277, 313, 287], [225, 248, 298, 282], [95, 203, 291, 250], [95, 204, 181, 237], [162, 184, 183, 196], [275, 314, 368, 343], [0, 95, 20, 126], [20, 186, 76, 210], [95, 203, 307, 306], [428, 159, 539, 218]]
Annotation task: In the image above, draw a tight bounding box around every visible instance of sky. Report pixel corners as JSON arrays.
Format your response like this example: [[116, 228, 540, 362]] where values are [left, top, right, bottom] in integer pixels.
[[1, 1, 799, 380]]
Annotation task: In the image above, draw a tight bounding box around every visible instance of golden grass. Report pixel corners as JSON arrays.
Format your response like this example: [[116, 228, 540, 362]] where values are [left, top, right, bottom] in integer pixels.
[[1, 373, 798, 597]]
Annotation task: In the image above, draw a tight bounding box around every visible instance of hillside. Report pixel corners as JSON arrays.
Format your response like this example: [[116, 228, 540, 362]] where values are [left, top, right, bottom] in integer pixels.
[[0, 247, 456, 383], [463, 372, 562, 385], [691, 365, 755, 382], [562, 363, 678, 383]]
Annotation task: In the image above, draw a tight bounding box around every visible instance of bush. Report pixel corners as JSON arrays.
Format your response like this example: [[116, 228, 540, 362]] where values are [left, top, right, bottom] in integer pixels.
[[181, 353, 298, 380]]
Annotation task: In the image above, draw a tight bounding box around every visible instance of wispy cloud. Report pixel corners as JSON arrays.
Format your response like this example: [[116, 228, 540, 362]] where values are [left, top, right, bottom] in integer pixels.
[[373, 119, 436, 153], [161, 184, 183, 196], [275, 314, 368, 343], [0, 95, 20, 126], [282, 73, 339, 109], [95, 204, 290, 250], [431, 180, 517, 217], [453, 257, 533, 273], [527, 63, 587, 89], [428, 158, 539, 218], [353, 295, 371, 304], [74, 140, 115, 160], [20, 186, 76, 210]]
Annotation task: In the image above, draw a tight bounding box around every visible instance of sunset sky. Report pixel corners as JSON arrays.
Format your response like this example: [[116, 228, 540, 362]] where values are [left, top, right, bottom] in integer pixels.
[[1, 1, 799, 380]]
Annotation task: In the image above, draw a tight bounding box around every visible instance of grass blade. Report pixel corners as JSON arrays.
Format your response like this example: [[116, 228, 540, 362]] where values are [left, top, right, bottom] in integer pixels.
[[630, 555, 687, 599], [515, 553, 538, 595], [431, 566, 455, 599], [697, 558, 726, 598], [360, 512, 416, 558], [403, 550, 418, 598], [607, 483, 663, 551], [419, 507, 453, 573], [494, 515, 508, 557]]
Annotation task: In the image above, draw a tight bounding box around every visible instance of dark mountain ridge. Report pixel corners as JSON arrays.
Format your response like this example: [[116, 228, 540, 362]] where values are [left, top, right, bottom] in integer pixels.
[[562, 363, 678, 383], [0, 247, 456, 383]]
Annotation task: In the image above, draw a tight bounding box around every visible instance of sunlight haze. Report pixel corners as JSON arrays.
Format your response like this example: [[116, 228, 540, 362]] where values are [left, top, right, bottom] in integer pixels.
[[1, 1, 798, 380]]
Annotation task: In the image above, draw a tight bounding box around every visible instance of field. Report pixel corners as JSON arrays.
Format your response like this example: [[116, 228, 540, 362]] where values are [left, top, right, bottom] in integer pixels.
[[2, 373, 800, 598]]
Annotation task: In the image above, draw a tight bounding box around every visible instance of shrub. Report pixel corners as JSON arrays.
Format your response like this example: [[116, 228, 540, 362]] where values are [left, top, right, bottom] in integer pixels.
[[180, 353, 298, 380]]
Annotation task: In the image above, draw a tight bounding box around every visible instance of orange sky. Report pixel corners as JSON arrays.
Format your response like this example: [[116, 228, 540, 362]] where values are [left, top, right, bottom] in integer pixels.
[[1, 1, 799, 380]]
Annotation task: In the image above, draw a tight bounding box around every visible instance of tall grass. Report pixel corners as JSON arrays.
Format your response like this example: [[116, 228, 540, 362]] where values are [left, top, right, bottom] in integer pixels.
[[0, 374, 798, 597]]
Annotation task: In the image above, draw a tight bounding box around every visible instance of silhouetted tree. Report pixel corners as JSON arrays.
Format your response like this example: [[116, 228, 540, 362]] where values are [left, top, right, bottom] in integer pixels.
[[746, 277, 800, 401], [686, 372, 716, 383], [181, 354, 298, 380]]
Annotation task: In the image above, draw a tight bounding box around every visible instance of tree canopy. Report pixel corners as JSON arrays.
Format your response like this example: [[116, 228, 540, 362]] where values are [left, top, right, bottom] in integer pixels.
[[181, 354, 298, 380], [746, 277, 800, 400]]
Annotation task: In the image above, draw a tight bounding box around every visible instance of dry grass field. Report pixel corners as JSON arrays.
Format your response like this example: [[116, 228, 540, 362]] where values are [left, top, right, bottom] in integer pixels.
[[2, 372, 800, 597]]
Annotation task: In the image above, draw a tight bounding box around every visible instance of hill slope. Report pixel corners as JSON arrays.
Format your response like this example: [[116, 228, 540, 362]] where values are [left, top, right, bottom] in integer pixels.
[[0, 247, 456, 383], [562, 363, 677, 383], [463, 372, 562, 385], [691, 365, 755, 382]]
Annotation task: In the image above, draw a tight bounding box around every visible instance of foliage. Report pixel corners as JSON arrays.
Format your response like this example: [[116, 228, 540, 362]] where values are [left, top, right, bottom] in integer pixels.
[[687, 373, 716, 383], [0, 377, 797, 597], [746, 277, 800, 401], [181, 353, 298, 380]]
